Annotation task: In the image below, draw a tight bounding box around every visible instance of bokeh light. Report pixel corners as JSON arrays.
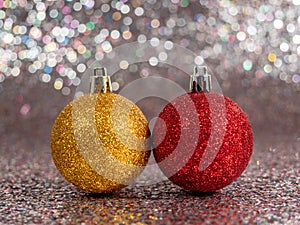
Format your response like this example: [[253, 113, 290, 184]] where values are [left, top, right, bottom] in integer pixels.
[[0, 0, 299, 98]]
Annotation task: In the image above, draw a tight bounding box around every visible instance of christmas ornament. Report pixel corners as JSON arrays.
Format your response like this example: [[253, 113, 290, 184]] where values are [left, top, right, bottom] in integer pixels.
[[51, 68, 150, 193], [153, 66, 253, 192]]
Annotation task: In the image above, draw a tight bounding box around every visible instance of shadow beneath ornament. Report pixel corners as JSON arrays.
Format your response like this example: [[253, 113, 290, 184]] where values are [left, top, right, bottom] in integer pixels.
[[83, 191, 121, 199], [182, 189, 219, 197], [79, 181, 221, 201]]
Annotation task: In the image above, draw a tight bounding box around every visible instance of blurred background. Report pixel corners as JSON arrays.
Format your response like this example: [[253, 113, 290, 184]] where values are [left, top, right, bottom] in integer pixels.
[[0, 0, 299, 151]]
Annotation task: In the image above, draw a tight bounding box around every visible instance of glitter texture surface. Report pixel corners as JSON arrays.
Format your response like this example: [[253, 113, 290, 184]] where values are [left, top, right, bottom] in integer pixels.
[[153, 92, 253, 192], [50, 92, 150, 193], [0, 135, 299, 224]]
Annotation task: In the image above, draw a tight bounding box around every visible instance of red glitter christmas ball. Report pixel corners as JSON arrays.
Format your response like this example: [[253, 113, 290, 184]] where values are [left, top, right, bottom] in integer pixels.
[[153, 92, 253, 192]]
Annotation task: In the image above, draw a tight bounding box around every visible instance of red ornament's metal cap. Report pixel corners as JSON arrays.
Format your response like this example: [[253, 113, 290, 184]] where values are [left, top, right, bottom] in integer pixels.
[[190, 65, 212, 93]]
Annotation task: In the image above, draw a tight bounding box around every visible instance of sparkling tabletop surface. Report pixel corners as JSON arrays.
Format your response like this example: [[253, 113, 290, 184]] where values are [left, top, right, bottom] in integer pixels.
[[0, 131, 299, 224]]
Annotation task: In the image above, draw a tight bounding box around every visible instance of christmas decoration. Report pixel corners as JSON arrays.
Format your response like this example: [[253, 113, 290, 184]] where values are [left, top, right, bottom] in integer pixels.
[[1, 1, 300, 96], [153, 66, 253, 192], [51, 68, 150, 193]]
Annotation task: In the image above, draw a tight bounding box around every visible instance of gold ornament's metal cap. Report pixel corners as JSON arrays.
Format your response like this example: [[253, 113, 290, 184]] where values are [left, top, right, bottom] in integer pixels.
[[90, 67, 112, 94], [190, 65, 212, 93]]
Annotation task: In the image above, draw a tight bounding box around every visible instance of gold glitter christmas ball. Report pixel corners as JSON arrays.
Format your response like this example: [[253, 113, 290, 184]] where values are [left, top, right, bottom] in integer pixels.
[[50, 92, 150, 193]]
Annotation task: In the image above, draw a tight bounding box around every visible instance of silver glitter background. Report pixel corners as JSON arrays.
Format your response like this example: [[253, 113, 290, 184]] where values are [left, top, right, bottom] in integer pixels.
[[0, 0, 299, 224]]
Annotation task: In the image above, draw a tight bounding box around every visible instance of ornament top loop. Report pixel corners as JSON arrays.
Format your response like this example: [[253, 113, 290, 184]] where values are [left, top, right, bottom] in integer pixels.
[[190, 66, 212, 93], [90, 67, 112, 94]]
